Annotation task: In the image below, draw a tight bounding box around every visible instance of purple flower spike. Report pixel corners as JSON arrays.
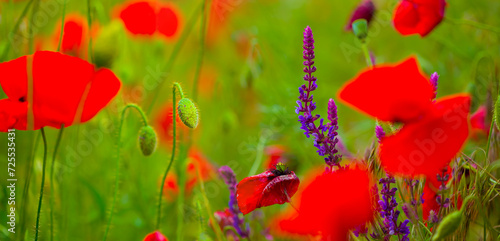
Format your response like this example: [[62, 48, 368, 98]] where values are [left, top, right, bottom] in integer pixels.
[[345, 0, 375, 31], [297, 27, 342, 170], [218, 166, 249, 238], [430, 72, 439, 100], [375, 125, 385, 143], [372, 174, 410, 241]]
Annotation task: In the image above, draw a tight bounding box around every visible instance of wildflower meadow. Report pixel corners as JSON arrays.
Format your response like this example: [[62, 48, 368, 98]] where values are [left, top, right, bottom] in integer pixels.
[[0, 0, 499, 240]]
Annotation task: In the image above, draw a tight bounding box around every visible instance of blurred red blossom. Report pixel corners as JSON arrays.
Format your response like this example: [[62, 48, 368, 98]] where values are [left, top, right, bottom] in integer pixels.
[[115, 0, 181, 39], [0, 51, 121, 131], [236, 164, 299, 215], [273, 167, 375, 240], [339, 57, 434, 123], [393, 0, 446, 37], [154, 104, 189, 145], [470, 105, 490, 138], [143, 231, 169, 241]]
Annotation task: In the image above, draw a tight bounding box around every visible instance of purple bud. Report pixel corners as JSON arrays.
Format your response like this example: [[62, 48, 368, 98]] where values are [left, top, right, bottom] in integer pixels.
[[219, 166, 237, 193], [430, 72, 439, 100], [375, 125, 385, 142], [345, 0, 375, 31]]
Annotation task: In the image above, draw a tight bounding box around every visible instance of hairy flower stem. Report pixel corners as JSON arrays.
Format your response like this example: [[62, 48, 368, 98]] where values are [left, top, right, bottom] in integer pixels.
[[103, 104, 148, 241], [360, 41, 373, 68], [86, 0, 94, 63], [50, 125, 65, 241], [156, 83, 184, 230], [56, 0, 67, 52], [34, 127, 48, 241], [19, 132, 40, 241], [191, 0, 209, 103], [0, 0, 35, 61]]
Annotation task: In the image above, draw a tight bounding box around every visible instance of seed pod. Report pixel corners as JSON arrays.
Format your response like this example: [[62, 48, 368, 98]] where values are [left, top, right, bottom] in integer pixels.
[[138, 125, 157, 156], [177, 98, 199, 128], [432, 210, 462, 241]]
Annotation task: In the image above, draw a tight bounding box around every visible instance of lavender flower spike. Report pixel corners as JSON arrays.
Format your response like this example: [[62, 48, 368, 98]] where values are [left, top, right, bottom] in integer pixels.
[[219, 166, 249, 238], [430, 72, 439, 100], [296, 26, 342, 170]]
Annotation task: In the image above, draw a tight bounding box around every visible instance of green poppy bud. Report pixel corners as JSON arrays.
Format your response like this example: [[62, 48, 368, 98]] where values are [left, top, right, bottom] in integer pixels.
[[432, 211, 462, 241], [352, 19, 368, 41], [138, 125, 157, 156], [177, 98, 199, 128]]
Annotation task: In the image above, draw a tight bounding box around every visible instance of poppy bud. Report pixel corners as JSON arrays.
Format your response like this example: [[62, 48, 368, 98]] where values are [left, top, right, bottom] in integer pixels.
[[345, 0, 375, 31], [352, 19, 368, 41], [94, 20, 124, 68], [494, 96, 500, 131], [143, 231, 168, 241], [177, 98, 199, 128], [432, 211, 462, 241], [138, 125, 157, 156]]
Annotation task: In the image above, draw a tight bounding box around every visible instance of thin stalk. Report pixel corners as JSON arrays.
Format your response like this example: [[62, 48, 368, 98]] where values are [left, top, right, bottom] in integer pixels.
[[35, 127, 48, 241], [360, 41, 373, 68], [87, 0, 94, 63], [56, 0, 68, 52], [191, 0, 209, 103], [50, 125, 65, 241], [156, 83, 183, 230], [248, 135, 267, 176], [19, 132, 40, 241], [445, 17, 500, 34], [146, 1, 204, 115], [103, 104, 148, 241], [0, 0, 34, 61], [28, 0, 40, 54]]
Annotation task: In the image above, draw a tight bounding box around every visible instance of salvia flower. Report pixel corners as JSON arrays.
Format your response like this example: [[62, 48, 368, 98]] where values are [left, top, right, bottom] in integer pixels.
[[430, 72, 439, 100], [345, 0, 375, 31], [339, 57, 470, 178], [0, 51, 121, 131], [374, 174, 410, 240], [236, 163, 299, 215], [297, 26, 342, 169], [393, 0, 446, 37], [218, 166, 249, 238], [143, 231, 168, 241]]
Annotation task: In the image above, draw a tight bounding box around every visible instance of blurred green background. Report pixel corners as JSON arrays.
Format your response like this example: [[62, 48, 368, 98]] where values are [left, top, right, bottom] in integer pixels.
[[0, 0, 499, 240]]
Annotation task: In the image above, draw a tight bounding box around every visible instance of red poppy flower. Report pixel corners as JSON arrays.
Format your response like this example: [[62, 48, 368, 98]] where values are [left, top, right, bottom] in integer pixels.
[[236, 164, 299, 215], [214, 208, 240, 240], [393, 0, 446, 37], [155, 104, 189, 145], [470, 105, 490, 139], [52, 14, 87, 57], [339, 57, 434, 123], [275, 167, 375, 240], [264, 145, 288, 169], [116, 1, 180, 39], [379, 95, 470, 178], [0, 51, 121, 131], [422, 166, 451, 220], [143, 231, 169, 241]]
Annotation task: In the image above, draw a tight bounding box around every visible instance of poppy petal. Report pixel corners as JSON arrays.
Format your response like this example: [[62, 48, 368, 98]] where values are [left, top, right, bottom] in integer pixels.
[[119, 1, 157, 35], [157, 5, 179, 38], [379, 95, 470, 177], [143, 231, 169, 241], [393, 0, 446, 37], [338, 57, 434, 123]]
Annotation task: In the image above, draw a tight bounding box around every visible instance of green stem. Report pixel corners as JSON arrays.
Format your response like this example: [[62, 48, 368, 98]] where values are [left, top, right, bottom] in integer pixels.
[[35, 127, 48, 241], [156, 83, 182, 230], [28, 0, 40, 54], [191, 0, 209, 103], [445, 17, 500, 34], [50, 125, 65, 241], [0, 0, 34, 61], [87, 0, 94, 63], [56, 0, 67, 52], [248, 135, 267, 176], [19, 132, 40, 241], [103, 104, 148, 241], [146, 1, 204, 115], [360, 41, 373, 68]]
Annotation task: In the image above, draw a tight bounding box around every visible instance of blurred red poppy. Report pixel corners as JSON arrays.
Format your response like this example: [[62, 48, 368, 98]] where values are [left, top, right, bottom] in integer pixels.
[[53, 14, 86, 56], [422, 166, 452, 220], [143, 231, 169, 241], [275, 167, 375, 240], [155, 104, 189, 145], [264, 145, 288, 169], [0, 51, 121, 131], [236, 164, 299, 215], [339, 57, 434, 123], [116, 0, 180, 39], [470, 105, 489, 138], [393, 0, 446, 37], [379, 95, 470, 177]]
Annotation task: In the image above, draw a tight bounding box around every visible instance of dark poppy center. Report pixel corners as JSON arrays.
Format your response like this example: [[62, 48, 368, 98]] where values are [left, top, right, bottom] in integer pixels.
[[18, 96, 26, 102]]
